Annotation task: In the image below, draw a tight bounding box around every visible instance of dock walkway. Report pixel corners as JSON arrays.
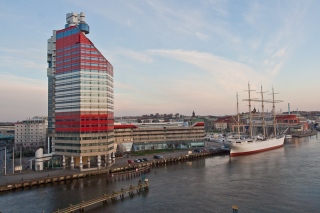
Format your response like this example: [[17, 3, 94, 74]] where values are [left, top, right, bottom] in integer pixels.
[[53, 180, 149, 213]]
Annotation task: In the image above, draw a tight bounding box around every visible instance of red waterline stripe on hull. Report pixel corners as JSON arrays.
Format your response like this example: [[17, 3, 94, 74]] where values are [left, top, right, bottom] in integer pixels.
[[230, 144, 283, 156]]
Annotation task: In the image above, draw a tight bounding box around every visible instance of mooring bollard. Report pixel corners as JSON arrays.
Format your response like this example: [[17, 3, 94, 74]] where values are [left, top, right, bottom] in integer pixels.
[[232, 205, 239, 213]]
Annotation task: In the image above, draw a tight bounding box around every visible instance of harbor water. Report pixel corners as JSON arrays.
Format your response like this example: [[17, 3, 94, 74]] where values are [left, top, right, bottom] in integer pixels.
[[0, 134, 320, 212]]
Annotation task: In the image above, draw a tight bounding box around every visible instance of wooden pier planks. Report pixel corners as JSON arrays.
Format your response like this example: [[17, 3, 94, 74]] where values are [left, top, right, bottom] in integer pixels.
[[53, 181, 149, 213]]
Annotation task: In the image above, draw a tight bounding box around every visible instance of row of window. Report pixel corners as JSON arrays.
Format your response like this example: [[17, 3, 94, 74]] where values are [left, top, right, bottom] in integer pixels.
[[57, 50, 80, 56], [17, 142, 44, 145], [56, 57, 80, 64], [55, 74, 80, 80], [55, 68, 111, 74], [56, 104, 114, 109], [80, 50, 99, 54], [56, 28, 79, 39], [55, 141, 113, 147], [55, 120, 113, 124], [81, 44, 94, 48], [56, 100, 111, 104], [56, 124, 112, 127], [80, 74, 113, 80], [55, 136, 112, 140], [16, 129, 44, 131], [16, 125, 44, 127], [56, 80, 111, 87], [56, 93, 113, 99], [55, 146, 114, 153], [56, 74, 113, 82], [56, 106, 113, 110], [16, 133, 43, 135], [56, 87, 113, 93], [80, 62, 108, 67], [57, 64, 80, 69]]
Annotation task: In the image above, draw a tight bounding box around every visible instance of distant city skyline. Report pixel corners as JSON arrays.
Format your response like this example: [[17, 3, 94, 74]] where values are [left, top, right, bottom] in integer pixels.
[[1, 1, 320, 122]]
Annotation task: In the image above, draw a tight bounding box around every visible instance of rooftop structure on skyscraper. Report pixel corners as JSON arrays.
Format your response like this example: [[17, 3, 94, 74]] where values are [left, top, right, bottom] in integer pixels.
[[65, 12, 89, 34]]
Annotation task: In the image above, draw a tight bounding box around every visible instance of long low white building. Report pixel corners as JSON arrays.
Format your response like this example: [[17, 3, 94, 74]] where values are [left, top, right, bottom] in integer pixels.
[[114, 122, 205, 152]]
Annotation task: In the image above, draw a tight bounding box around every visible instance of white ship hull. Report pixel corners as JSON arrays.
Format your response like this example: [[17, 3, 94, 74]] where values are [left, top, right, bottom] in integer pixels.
[[230, 135, 285, 156]]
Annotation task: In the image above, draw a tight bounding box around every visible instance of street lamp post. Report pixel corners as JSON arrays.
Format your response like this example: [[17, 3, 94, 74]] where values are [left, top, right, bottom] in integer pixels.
[[4, 146, 6, 175], [20, 145, 22, 173], [12, 145, 14, 174]]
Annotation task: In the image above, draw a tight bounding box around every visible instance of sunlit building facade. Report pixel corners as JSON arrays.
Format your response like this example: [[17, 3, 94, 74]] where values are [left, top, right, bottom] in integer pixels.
[[47, 12, 115, 170], [14, 116, 47, 151], [114, 122, 205, 152]]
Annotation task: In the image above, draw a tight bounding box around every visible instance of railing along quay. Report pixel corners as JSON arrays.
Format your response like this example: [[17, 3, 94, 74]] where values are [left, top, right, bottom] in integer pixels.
[[53, 180, 149, 213], [0, 149, 229, 193], [291, 129, 317, 138]]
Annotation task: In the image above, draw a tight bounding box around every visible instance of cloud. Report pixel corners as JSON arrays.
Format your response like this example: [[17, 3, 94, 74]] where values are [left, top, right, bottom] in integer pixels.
[[207, 0, 229, 17], [243, 2, 261, 25], [115, 48, 153, 63], [114, 48, 278, 116], [148, 49, 266, 91], [0, 74, 47, 122], [195, 32, 209, 41], [273, 48, 286, 58], [249, 38, 262, 50], [0, 47, 46, 77]]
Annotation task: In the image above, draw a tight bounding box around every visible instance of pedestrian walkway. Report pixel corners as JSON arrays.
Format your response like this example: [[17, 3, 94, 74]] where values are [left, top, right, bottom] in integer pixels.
[[0, 168, 81, 185], [0, 149, 202, 186]]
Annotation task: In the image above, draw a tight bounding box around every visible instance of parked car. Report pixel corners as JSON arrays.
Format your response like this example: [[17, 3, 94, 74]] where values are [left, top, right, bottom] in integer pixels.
[[209, 148, 217, 153], [153, 155, 163, 159], [194, 149, 201, 153], [143, 158, 148, 161], [127, 159, 134, 164], [134, 159, 141, 163], [138, 158, 144, 162]]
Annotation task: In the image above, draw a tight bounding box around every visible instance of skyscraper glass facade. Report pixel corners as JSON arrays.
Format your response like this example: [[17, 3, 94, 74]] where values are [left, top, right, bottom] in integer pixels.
[[47, 12, 115, 169], [55, 26, 114, 134]]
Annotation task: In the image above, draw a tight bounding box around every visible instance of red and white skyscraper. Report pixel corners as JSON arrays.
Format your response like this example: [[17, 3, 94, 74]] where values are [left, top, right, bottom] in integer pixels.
[[47, 12, 115, 170]]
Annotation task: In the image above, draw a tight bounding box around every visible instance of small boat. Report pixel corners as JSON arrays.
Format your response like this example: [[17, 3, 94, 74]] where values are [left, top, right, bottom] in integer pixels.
[[285, 135, 292, 139], [205, 133, 226, 143]]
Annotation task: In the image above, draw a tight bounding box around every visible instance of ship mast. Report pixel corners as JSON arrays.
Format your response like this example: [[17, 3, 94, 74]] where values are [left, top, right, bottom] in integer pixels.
[[272, 87, 277, 136], [243, 83, 256, 138], [259, 85, 268, 138], [267, 87, 282, 137], [237, 92, 240, 139]]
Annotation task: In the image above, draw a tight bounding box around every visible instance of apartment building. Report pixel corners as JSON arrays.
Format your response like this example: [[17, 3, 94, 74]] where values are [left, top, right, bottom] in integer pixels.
[[14, 116, 47, 151]]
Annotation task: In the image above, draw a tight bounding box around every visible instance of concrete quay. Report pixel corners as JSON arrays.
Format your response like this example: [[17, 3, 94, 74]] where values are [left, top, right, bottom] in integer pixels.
[[0, 149, 229, 192]]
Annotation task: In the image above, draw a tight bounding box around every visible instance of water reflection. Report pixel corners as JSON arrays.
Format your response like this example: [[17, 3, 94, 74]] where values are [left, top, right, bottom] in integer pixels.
[[0, 134, 319, 212]]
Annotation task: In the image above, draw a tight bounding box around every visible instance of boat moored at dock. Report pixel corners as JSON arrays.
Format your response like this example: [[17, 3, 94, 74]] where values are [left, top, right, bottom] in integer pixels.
[[230, 135, 284, 156], [230, 84, 285, 156]]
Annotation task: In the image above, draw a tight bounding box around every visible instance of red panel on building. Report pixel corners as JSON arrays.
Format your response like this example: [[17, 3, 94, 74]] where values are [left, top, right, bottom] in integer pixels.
[[193, 122, 204, 127], [55, 26, 114, 134], [114, 124, 138, 129]]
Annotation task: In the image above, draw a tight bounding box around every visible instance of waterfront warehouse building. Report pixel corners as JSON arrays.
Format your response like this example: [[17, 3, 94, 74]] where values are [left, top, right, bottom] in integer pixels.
[[114, 122, 205, 152], [47, 12, 115, 170], [14, 116, 48, 151]]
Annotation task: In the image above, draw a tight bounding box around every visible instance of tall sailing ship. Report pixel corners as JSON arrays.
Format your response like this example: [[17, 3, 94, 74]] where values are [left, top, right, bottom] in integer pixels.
[[229, 84, 285, 156]]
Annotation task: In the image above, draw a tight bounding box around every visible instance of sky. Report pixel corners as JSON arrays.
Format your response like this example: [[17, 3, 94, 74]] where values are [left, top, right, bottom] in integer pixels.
[[1, 0, 320, 122]]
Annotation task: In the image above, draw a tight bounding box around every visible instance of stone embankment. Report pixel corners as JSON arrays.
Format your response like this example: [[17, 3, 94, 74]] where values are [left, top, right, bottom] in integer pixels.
[[0, 149, 229, 192]]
